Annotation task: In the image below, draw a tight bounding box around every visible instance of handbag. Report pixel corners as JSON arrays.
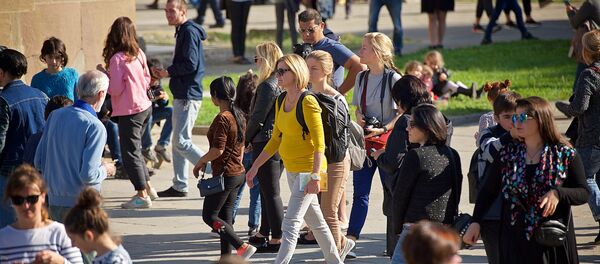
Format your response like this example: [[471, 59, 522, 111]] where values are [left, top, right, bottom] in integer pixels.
[[533, 210, 571, 247], [197, 171, 225, 197], [447, 146, 472, 249]]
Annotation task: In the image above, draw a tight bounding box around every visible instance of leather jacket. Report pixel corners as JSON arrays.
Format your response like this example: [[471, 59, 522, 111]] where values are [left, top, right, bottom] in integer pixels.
[[245, 74, 281, 145]]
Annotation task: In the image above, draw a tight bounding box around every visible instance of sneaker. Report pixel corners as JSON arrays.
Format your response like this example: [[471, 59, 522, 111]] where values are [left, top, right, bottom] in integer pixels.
[[555, 101, 572, 118], [481, 38, 492, 45], [237, 244, 257, 260], [148, 188, 159, 201], [154, 144, 172, 162], [522, 32, 537, 40], [340, 238, 356, 261], [231, 56, 252, 65], [525, 18, 542, 27], [208, 23, 225, 28], [346, 250, 357, 259], [256, 243, 280, 253], [121, 196, 152, 209], [157, 187, 188, 197], [505, 20, 517, 28], [142, 148, 159, 163], [472, 23, 484, 33]]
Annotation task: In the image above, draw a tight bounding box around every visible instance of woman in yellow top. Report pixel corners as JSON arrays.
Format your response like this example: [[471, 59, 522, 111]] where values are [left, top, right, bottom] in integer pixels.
[[246, 54, 342, 264]]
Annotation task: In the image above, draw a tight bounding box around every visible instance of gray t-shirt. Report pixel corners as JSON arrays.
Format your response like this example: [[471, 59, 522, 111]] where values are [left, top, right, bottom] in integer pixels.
[[352, 70, 401, 125], [93, 245, 132, 264]]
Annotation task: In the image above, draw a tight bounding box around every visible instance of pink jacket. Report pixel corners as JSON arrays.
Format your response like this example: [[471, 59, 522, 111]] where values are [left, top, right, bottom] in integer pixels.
[[107, 50, 152, 117]]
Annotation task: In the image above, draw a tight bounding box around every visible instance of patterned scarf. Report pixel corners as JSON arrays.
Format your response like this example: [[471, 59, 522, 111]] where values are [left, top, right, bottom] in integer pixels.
[[499, 143, 575, 240]]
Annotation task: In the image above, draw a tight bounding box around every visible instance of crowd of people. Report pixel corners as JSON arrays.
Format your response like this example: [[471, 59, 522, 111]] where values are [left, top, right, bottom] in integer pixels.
[[0, 0, 598, 263]]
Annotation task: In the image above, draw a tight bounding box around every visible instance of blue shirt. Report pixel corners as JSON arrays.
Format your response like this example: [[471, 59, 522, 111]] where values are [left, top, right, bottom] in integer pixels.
[[312, 37, 355, 89], [31, 67, 79, 101], [34, 104, 107, 207]]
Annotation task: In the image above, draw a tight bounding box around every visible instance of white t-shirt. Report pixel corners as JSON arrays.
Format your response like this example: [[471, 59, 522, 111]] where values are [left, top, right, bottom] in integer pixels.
[[0, 221, 83, 264], [93, 245, 132, 264]]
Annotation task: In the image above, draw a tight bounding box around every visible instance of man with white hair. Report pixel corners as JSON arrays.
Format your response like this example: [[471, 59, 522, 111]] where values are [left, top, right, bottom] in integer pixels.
[[35, 70, 116, 221]]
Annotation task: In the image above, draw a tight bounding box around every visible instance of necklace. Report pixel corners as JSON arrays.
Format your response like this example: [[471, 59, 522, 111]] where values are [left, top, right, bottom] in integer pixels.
[[526, 147, 543, 164]]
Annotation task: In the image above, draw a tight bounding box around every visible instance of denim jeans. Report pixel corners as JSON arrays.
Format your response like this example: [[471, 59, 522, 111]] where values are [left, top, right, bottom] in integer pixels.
[[172, 99, 205, 192], [103, 119, 122, 166], [232, 152, 261, 228], [142, 106, 173, 149], [368, 0, 403, 55], [196, 0, 225, 25], [275, 172, 342, 264], [391, 223, 411, 263], [0, 166, 16, 229], [484, 0, 528, 41], [577, 145, 600, 221], [347, 156, 387, 239]]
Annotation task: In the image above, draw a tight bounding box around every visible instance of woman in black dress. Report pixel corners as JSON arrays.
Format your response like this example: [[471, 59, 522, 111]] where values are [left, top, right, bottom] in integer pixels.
[[422, 0, 454, 49], [464, 96, 589, 263]]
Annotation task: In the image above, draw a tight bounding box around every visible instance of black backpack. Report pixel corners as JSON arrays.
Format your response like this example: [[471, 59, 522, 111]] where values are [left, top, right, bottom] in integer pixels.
[[277, 90, 350, 164]]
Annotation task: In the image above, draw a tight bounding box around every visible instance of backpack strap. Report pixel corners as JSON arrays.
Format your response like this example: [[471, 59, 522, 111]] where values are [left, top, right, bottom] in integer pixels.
[[295, 91, 311, 140], [276, 91, 287, 138], [380, 68, 394, 122]]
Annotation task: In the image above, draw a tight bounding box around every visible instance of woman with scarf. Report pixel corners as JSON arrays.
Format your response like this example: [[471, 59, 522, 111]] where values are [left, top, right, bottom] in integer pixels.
[[463, 97, 589, 263]]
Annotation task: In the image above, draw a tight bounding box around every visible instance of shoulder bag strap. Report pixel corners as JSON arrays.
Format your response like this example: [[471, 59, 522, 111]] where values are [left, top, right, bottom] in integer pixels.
[[360, 70, 370, 115]]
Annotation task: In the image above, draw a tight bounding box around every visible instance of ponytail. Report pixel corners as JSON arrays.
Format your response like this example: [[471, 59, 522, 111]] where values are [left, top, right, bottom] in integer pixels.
[[229, 101, 246, 143], [64, 187, 110, 235], [211, 76, 246, 143]]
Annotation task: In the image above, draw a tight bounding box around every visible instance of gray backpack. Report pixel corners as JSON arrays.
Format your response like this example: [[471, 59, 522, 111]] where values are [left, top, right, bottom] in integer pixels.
[[347, 120, 366, 171]]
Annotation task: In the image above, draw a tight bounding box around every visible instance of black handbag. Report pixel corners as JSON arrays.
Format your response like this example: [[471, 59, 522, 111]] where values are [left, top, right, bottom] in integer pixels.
[[447, 146, 472, 249], [197, 171, 225, 197], [533, 210, 570, 247]]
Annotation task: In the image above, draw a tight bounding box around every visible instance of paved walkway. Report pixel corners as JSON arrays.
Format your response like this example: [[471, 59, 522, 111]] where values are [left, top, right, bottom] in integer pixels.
[[98, 1, 600, 263]]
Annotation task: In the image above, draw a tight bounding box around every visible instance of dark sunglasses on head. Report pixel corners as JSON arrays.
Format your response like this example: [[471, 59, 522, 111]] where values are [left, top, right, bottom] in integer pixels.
[[512, 112, 534, 124], [276, 68, 292, 76], [10, 195, 40, 206]]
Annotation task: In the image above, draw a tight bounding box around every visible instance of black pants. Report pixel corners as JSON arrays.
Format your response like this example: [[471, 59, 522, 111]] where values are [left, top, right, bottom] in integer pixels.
[[117, 107, 152, 191], [196, 0, 225, 25], [275, 1, 298, 50], [481, 220, 501, 264], [504, 0, 531, 17], [476, 0, 494, 19], [202, 174, 245, 255], [252, 141, 284, 239], [229, 1, 251, 57], [386, 216, 397, 258]]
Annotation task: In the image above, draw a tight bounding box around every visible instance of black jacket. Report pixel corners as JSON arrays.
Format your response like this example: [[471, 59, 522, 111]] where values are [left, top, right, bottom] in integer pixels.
[[245, 74, 281, 145]]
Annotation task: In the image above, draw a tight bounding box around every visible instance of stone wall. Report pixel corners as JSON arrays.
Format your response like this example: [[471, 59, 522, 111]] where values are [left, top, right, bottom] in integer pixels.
[[0, 0, 136, 83]]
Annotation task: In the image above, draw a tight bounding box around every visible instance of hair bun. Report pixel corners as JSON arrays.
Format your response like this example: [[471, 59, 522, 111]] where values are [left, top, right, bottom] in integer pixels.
[[76, 188, 102, 209], [503, 79, 512, 88]]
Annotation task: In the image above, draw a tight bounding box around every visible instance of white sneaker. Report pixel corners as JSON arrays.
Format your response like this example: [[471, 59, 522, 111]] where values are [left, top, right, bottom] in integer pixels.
[[239, 245, 257, 260], [148, 188, 159, 201], [121, 196, 152, 209], [340, 238, 356, 261]]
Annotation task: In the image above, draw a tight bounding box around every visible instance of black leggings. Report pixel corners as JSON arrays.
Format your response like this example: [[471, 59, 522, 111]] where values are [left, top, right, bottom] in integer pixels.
[[202, 175, 245, 255], [476, 0, 494, 19], [504, 0, 531, 17], [252, 141, 284, 239], [117, 107, 151, 191]]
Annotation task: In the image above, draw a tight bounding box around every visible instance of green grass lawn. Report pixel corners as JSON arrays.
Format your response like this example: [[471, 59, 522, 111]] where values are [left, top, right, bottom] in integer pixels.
[[163, 39, 576, 125]]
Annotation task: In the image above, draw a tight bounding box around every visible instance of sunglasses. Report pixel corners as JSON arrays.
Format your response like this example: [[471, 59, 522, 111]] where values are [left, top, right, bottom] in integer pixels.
[[10, 195, 40, 206], [512, 113, 534, 124], [276, 68, 292, 76], [298, 25, 319, 34]]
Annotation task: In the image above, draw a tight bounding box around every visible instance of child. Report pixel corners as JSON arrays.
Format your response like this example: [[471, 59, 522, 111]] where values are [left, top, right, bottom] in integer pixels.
[[423, 50, 479, 99], [64, 188, 132, 264], [477, 79, 512, 135], [404, 60, 423, 78], [31, 37, 79, 101], [420, 65, 437, 101]]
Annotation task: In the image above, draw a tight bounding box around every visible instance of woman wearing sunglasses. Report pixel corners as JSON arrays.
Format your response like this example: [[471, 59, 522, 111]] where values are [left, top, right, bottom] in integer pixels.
[[0, 164, 83, 263], [246, 54, 342, 263], [389, 104, 462, 263], [464, 97, 589, 263]]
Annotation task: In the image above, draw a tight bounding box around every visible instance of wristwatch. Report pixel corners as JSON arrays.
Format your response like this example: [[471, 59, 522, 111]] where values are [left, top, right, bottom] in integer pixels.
[[310, 173, 321, 181]]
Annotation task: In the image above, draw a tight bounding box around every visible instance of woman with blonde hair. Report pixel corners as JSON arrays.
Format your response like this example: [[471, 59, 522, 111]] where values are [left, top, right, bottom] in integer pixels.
[[556, 29, 600, 244], [246, 54, 342, 263], [348, 32, 402, 257], [295, 50, 354, 260], [0, 164, 83, 263], [244, 42, 285, 253], [100, 16, 157, 209]]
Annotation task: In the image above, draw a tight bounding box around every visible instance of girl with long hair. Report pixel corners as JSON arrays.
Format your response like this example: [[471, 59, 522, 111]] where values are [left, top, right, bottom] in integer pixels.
[[193, 76, 256, 260], [100, 16, 157, 209]]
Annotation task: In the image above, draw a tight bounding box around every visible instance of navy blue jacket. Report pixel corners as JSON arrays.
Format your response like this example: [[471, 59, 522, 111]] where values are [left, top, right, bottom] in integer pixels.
[[0, 80, 47, 167], [168, 20, 207, 100]]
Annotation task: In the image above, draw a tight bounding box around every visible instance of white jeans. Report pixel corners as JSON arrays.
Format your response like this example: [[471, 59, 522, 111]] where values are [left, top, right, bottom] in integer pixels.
[[274, 172, 342, 264]]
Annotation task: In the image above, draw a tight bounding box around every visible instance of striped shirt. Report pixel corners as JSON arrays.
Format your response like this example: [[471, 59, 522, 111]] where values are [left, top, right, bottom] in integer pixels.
[[93, 245, 132, 264], [0, 221, 83, 264]]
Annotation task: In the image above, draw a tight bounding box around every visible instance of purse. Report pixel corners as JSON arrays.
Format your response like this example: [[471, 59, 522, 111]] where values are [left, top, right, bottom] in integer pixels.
[[197, 171, 225, 197], [533, 210, 570, 247], [447, 146, 472, 249]]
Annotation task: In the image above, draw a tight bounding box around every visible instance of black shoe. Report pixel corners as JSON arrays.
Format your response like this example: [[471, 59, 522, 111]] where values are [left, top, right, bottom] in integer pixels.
[[481, 38, 492, 45], [435, 44, 444, 49], [525, 18, 542, 27], [492, 25, 502, 33], [146, 2, 158, 9], [249, 235, 268, 247], [114, 165, 129, 180], [506, 21, 517, 28], [472, 23, 484, 33], [248, 227, 258, 237], [297, 233, 318, 245], [232, 57, 252, 65], [256, 243, 280, 253], [209, 23, 225, 28], [522, 32, 537, 40], [157, 187, 188, 197], [555, 101, 573, 118]]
